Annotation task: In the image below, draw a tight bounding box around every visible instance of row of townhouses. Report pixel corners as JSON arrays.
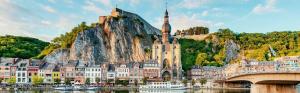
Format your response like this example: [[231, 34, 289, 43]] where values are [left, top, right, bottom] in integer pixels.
[[0, 58, 163, 85], [190, 56, 300, 81]]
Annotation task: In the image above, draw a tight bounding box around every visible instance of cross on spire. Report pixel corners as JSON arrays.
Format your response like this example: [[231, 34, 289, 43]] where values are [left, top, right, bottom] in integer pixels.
[[165, 0, 168, 10]]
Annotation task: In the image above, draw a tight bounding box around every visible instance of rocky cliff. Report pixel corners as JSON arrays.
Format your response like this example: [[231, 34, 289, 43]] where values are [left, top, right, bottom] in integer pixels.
[[44, 8, 160, 65], [224, 40, 240, 63]]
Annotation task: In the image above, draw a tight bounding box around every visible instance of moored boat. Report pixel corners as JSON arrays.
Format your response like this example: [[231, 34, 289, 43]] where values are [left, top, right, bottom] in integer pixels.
[[139, 82, 187, 90], [73, 85, 85, 90], [54, 86, 73, 91], [85, 86, 99, 90]]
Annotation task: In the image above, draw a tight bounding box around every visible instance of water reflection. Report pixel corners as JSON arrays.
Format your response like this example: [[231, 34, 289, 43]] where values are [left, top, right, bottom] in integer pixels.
[[0, 89, 250, 93], [192, 89, 250, 93]]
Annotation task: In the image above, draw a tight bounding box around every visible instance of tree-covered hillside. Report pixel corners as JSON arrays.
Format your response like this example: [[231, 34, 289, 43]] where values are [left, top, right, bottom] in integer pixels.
[[179, 28, 300, 71], [175, 26, 209, 35], [0, 35, 49, 59]]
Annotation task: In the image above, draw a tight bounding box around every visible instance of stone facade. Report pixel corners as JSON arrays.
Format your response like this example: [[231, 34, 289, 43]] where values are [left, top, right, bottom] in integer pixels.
[[152, 9, 182, 81]]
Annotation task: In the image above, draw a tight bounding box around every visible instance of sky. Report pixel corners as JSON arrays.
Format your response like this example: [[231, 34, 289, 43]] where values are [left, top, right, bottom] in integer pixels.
[[0, 0, 299, 42]]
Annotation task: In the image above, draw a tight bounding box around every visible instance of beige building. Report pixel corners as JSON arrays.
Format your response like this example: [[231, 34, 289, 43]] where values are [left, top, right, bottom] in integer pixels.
[[151, 9, 182, 81]]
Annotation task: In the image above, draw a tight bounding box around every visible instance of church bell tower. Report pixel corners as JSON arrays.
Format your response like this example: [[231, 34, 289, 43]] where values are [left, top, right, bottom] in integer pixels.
[[161, 6, 171, 44]]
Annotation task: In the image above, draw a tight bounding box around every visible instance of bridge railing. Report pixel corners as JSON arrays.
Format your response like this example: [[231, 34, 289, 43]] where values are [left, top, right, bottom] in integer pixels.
[[225, 70, 300, 79]]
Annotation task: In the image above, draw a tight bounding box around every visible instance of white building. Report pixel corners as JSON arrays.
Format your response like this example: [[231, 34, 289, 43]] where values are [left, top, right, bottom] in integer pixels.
[[85, 65, 101, 84], [116, 63, 130, 80], [16, 59, 28, 84]]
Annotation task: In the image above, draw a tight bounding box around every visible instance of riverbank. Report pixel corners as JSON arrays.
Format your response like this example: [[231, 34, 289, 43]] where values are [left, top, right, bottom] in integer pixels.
[[195, 87, 250, 90], [0, 88, 251, 93], [0, 86, 250, 91]]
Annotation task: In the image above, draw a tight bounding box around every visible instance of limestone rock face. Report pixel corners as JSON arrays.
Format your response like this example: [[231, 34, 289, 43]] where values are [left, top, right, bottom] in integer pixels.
[[44, 48, 70, 64], [43, 8, 160, 65], [224, 40, 240, 63]]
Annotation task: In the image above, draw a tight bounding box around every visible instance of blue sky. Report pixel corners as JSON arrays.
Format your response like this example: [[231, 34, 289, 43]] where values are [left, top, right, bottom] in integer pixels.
[[0, 0, 299, 42]]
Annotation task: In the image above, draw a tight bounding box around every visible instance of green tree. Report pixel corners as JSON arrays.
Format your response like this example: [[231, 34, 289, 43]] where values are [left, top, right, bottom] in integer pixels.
[[192, 79, 196, 86], [8, 77, 16, 85], [121, 80, 129, 86], [32, 75, 43, 86], [95, 77, 100, 84], [115, 78, 120, 85], [54, 78, 61, 85], [65, 78, 71, 85], [134, 79, 138, 86], [36, 22, 91, 59], [85, 78, 91, 85], [142, 77, 148, 85], [199, 78, 207, 86], [0, 35, 49, 59], [182, 79, 188, 86], [195, 53, 208, 66], [107, 79, 113, 84], [0, 78, 3, 84], [144, 48, 151, 59]]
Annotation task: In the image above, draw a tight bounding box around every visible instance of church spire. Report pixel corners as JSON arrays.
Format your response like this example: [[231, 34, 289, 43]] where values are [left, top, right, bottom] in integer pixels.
[[164, 0, 169, 23], [162, 0, 171, 44], [165, 0, 168, 17]]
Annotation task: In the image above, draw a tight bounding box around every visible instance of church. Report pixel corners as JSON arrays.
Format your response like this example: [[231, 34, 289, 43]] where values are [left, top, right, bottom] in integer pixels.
[[152, 9, 182, 81]]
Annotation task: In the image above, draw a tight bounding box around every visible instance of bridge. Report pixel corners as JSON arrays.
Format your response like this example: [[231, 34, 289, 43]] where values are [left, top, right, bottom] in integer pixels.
[[225, 72, 300, 93]]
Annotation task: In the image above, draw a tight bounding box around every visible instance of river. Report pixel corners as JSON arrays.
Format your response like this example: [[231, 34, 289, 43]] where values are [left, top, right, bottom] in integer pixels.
[[0, 89, 250, 93]]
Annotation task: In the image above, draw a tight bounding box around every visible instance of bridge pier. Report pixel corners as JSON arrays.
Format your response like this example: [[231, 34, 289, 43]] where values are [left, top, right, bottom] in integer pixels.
[[251, 84, 296, 93]]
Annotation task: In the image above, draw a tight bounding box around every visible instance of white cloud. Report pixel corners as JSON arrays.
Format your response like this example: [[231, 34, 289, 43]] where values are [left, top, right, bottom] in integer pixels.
[[0, 0, 62, 41], [94, 0, 112, 7], [0, 0, 36, 37], [55, 17, 72, 32], [116, 0, 140, 6], [83, 1, 106, 15], [200, 8, 228, 17], [129, 0, 140, 6], [41, 20, 51, 25], [213, 22, 226, 29], [152, 13, 224, 35], [252, 0, 279, 14], [179, 0, 210, 9], [201, 10, 208, 16], [43, 5, 56, 13]]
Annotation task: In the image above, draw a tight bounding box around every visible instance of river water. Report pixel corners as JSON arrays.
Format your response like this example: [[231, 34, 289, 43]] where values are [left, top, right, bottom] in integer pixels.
[[0, 89, 250, 93]]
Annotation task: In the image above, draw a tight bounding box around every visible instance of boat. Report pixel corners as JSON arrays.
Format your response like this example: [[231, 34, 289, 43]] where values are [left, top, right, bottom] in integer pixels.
[[85, 86, 99, 90], [73, 85, 85, 90], [54, 86, 73, 91], [139, 82, 187, 90], [139, 89, 187, 93]]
